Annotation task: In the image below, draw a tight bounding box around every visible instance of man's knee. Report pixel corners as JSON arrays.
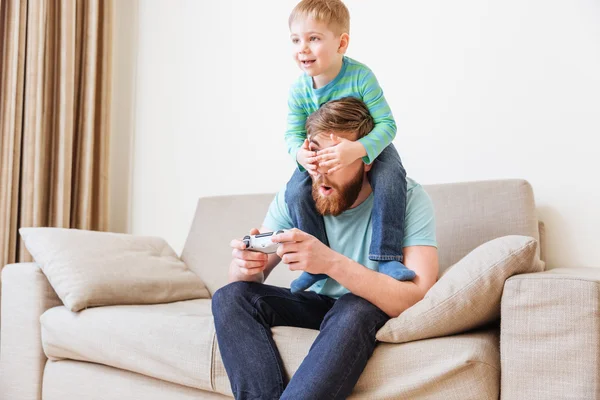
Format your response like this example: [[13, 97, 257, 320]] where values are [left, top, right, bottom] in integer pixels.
[[326, 294, 389, 330], [212, 281, 256, 315], [336, 293, 383, 315]]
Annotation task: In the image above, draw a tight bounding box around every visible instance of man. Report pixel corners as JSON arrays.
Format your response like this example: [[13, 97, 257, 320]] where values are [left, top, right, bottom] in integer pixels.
[[212, 97, 439, 400]]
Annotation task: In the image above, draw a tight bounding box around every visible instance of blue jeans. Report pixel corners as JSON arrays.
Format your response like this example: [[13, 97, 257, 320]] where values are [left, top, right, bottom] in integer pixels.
[[285, 144, 407, 262], [212, 281, 390, 399]]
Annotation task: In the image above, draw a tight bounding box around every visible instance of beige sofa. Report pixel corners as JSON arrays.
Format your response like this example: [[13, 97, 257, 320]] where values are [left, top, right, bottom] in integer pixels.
[[1, 179, 599, 399]]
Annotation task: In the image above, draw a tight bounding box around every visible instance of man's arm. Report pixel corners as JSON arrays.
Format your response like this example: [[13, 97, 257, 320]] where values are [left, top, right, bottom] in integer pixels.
[[272, 229, 438, 318], [326, 245, 438, 317]]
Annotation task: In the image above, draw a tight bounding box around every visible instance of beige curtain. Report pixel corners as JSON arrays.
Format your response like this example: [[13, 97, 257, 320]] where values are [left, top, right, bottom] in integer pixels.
[[0, 0, 113, 267]]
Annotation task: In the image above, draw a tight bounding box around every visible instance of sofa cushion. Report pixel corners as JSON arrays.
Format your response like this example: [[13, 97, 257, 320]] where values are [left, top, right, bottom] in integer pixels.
[[376, 235, 542, 343], [20, 227, 209, 311], [422, 179, 541, 274], [42, 299, 500, 399], [43, 360, 230, 400], [41, 299, 216, 392]]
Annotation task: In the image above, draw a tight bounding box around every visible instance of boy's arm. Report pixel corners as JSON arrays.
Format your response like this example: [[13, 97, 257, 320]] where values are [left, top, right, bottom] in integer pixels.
[[285, 88, 309, 171], [358, 69, 397, 164]]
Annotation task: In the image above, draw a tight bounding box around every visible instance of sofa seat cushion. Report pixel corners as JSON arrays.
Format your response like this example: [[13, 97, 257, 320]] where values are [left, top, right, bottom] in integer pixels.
[[42, 299, 500, 399], [41, 299, 217, 392], [43, 360, 230, 400]]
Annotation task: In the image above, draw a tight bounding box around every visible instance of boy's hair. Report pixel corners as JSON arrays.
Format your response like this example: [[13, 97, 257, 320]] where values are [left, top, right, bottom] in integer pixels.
[[289, 0, 350, 35], [306, 97, 373, 141]]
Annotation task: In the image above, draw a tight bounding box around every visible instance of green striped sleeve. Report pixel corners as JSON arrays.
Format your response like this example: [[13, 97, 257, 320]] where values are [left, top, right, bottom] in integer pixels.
[[285, 86, 309, 171], [357, 69, 397, 164]]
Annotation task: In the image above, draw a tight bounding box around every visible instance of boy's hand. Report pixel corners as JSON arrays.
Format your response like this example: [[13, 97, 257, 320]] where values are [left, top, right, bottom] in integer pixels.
[[296, 139, 319, 177], [229, 228, 268, 283], [316, 134, 367, 174]]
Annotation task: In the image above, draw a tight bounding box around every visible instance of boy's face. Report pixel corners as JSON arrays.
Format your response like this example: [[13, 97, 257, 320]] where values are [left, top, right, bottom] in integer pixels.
[[290, 17, 347, 80]]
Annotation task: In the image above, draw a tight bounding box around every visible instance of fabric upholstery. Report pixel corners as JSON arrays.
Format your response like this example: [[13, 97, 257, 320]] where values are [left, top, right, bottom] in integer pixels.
[[424, 179, 541, 273], [20, 227, 209, 311], [377, 235, 543, 343], [0, 263, 62, 400], [42, 360, 230, 400], [357, 327, 500, 399], [41, 297, 500, 399], [181, 180, 542, 296], [501, 267, 600, 400], [41, 299, 215, 392]]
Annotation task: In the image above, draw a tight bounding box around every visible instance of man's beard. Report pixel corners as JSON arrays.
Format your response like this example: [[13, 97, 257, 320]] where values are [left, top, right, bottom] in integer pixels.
[[312, 166, 364, 216]]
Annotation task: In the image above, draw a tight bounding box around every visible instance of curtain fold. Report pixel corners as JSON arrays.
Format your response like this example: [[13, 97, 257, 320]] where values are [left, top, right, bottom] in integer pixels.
[[0, 0, 113, 266]]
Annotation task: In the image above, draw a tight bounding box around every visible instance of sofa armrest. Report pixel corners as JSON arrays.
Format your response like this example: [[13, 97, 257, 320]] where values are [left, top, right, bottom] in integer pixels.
[[500, 267, 600, 400], [0, 263, 62, 400]]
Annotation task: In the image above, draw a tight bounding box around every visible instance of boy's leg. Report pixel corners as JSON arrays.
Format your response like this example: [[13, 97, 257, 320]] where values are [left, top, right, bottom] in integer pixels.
[[289, 270, 327, 293], [368, 144, 415, 280], [285, 169, 329, 291], [212, 281, 335, 400], [280, 293, 390, 400]]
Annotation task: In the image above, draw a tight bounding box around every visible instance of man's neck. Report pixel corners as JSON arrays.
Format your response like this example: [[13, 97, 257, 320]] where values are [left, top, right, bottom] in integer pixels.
[[348, 175, 372, 209]]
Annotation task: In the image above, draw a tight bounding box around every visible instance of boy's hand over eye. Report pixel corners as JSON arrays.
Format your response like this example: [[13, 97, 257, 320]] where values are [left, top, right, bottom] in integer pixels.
[[296, 139, 319, 177], [316, 134, 367, 174]]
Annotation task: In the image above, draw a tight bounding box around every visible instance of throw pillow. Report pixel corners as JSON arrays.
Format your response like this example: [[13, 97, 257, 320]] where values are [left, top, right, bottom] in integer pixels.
[[20, 228, 210, 312], [376, 235, 542, 343]]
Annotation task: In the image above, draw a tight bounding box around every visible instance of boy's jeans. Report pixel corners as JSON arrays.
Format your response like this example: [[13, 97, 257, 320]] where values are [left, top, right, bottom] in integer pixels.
[[285, 143, 407, 262], [212, 281, 390, 400]]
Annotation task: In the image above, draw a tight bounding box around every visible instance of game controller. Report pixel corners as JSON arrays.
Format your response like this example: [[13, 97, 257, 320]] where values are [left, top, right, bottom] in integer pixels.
[[242, 230, 285, 254]]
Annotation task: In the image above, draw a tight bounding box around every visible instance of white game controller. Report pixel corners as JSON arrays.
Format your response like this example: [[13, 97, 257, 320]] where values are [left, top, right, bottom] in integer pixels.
[[242, 230, 285, 254]]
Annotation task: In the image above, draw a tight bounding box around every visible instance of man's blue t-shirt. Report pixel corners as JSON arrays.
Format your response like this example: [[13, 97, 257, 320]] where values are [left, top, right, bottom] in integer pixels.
[[262, 178, 437, 299]]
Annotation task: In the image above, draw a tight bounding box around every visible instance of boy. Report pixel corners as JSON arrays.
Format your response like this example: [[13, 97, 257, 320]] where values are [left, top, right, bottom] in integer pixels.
[[285, 0, 414, 292]]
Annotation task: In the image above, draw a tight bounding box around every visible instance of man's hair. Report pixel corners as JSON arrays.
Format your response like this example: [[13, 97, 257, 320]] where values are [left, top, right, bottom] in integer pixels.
[[306, 97, 374, 141], [289, 0, 350, 35]]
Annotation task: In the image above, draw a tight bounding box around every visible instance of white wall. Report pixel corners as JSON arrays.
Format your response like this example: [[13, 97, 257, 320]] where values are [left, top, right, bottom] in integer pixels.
[[109, 0, 138, 233], [131, 0, 600, 269]]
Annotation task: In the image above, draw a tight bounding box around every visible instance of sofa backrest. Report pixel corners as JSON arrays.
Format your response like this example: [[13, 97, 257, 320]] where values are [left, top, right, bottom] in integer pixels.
[[181, 179, 541, 296]]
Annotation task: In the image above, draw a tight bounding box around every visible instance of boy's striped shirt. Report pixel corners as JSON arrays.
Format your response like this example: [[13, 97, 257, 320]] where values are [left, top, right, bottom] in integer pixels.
[[286, 56, 396, 169]]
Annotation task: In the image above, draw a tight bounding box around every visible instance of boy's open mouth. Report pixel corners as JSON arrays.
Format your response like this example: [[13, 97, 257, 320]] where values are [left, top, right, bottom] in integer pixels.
[[301, 60, 315, 66]]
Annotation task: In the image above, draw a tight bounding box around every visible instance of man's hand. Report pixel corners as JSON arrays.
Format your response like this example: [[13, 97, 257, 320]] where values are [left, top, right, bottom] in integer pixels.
[[296, 139, 319, 177], [315, 134, 367, 174], [228, 228, 269, 283], [272, 228, 341, 275]]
